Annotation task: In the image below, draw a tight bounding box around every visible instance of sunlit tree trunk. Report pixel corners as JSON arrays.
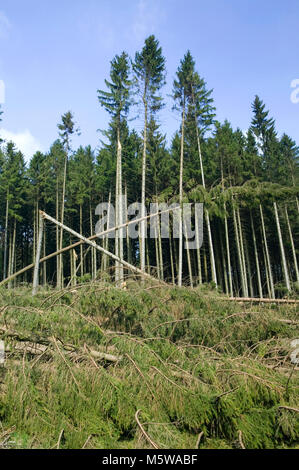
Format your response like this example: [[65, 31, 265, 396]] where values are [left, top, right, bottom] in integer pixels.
[[157, 214, 164, 280], [8, 220, 16, 289], [58, 147, 68, 288], [169, 229, 175, 285], [3, 195, 9, 280], [259, 204, 275, 298], [79, 203, 84, 278], [43, 230, 47, 286], [178, 97, 185, 287], [194, 106, 217, 286], [273, 202, 291, 292], [184, 218, 193, 287], [250, 211, 263, 298], [56, 176, 61, 288], [140, 92, 148, 275], [233, 207, 247, 296], [195, 215, 202, 285], [284, 205, 299, 283], [237, 208, 248, 296]]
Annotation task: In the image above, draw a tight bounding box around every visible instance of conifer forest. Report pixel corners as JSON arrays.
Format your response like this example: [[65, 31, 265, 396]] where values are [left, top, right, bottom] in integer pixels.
[[0, 36, 298, 297]]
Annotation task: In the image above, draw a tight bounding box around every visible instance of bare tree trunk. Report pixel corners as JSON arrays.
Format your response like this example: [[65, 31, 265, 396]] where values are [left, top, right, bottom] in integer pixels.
[[8, 220, 16, 289], [178, 99, 185, 287], [205, 211, 217, 286], [80, 203, 84, 278], [195, 213, 202, 285], [125, 184, 131, 265], [157, 214, 164, 281], [203, 244, 208, 282], [250, 211, 263, 298], [117, 127, 124, 283], [169, 229, 175, 285], [262, 242, 271, 298], [244, 233, 254, 297], [56, 178, 60, 288], [184, 218, 193, 287], [43, 229, 47, 286], [90, 202, 96, 280], [194, 100, 217, 286], [220, 233, 228, 294], [3, 195, 9, 280], [32, 214, 43, 295], [224, 212, 233, 296], [273, 202, 291, 292], [33, 205, 36, 263], [284, 205, 299, 283], [154, 227, 160, 279], [58, 148, 68, 288], [102, 192, 111, 273], [140, 93, 148, 275], [233, 207, 247, 296], [237, 208, 248, 296], [259, 204, 275, 298]]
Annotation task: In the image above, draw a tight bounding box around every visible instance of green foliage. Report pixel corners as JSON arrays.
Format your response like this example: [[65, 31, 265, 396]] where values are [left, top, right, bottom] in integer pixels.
[[133, 35, 166, 114], [0, 284, 298, 449]]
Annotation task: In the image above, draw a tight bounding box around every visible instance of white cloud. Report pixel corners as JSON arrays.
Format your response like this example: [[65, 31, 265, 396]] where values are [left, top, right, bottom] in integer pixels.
[[0, 11, 11, 38], [132, 0, 162, 42], [0, 129, 43, 160]]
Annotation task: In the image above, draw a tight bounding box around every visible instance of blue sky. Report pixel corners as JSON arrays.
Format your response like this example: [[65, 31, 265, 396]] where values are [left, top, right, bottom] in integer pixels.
[[0, 0, 298, 160]]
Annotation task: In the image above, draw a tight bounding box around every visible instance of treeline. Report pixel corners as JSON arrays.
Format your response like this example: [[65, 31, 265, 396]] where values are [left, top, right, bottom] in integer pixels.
[[0, 36, 298, 297]]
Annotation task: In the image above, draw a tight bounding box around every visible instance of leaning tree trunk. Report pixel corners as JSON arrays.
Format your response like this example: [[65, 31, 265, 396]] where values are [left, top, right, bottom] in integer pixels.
[[273, 202, 291, 292]]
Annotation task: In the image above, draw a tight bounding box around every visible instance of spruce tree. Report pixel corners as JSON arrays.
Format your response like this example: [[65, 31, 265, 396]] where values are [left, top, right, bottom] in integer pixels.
[[98, 51, 131, 282], [133, 35, 166, 274], [57, 111, 78, 288], [172, 51, 195, 286]]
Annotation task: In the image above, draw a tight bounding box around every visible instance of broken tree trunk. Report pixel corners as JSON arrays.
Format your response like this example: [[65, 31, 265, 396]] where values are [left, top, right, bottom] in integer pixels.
[[40, 211, 167, 285], [0, 206, 179, 287]]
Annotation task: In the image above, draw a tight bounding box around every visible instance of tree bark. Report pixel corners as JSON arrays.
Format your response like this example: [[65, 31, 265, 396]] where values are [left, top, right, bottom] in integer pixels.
[[178, 97, 185, 287], [273, 202, 291, 292], [284, 205, 299, 283], [259, 204, 275, 298]]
